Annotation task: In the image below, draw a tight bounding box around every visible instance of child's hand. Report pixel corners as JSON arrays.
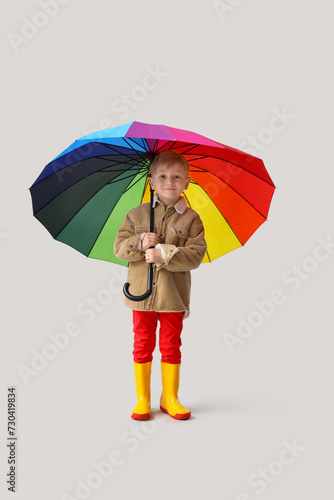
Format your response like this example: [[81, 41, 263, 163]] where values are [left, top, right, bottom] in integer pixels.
[[145, 248, 165, 264], [141, 232, 161, 252]]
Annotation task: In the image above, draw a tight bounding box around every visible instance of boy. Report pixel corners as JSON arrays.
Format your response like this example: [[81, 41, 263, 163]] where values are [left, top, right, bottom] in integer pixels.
[[114, 151, 207, 420]]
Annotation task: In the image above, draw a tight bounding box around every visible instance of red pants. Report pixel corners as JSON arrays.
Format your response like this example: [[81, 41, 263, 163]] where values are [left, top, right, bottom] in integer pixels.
[[132, 311, 184, 364]]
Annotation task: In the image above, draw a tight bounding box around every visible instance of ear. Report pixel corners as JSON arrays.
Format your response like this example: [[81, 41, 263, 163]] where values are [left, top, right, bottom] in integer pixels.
[[148, 176, 155, 190], [184, 177, 191, 191]]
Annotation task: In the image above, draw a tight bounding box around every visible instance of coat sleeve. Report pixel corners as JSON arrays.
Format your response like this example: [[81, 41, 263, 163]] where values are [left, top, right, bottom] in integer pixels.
[[114, 210, 145, 262], [157, 216, 207, 272]]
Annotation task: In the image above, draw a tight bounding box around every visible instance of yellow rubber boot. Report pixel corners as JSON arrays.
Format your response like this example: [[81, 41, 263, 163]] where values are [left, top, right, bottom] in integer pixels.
[[160, 362, 191, 420], [131, 361, 152, 420]]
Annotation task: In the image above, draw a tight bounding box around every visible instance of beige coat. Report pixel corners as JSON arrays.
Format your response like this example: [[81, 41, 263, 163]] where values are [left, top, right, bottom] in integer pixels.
[[114, 196, 207, 318]]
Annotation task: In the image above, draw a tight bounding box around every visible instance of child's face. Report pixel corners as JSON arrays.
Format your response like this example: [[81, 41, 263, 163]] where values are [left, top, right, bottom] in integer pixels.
[[149, 162, 190, 207]]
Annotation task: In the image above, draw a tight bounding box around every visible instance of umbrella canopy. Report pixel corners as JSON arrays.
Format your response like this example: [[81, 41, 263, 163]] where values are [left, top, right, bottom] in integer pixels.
[[30, 121, 275, 266]]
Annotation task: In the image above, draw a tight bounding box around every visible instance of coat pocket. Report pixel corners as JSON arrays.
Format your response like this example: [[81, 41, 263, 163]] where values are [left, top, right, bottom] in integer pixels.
[[167, 225, 189, 246], [172, 226, 189, 239]]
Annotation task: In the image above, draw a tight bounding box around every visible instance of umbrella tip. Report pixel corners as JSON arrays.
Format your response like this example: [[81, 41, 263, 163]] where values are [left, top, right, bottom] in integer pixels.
[[145, 151, 157, 163]]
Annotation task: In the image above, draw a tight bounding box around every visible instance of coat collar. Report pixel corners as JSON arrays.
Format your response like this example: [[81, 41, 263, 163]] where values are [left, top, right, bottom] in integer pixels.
[[152, 193, 187, 214]]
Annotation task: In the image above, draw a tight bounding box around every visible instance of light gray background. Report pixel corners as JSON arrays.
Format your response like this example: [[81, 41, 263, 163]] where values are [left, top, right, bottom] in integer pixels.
[[1, 0, 333, 498]]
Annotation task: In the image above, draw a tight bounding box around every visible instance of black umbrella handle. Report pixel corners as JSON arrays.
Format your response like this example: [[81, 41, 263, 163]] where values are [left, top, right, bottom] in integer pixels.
[[123, 184, 155, 302], [123, 263, 153, 302]]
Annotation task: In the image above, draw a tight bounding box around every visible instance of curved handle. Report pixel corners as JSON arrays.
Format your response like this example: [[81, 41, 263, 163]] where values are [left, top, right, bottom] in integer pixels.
[[123, 263, 153, 302], [123, 182, 155, 302]]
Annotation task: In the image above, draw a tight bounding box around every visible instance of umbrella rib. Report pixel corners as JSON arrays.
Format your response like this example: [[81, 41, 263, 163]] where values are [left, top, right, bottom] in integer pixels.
[[151, 140, 177, 154], [97, 161, 149, 188], [169, 143, 202, 156], [96, 161, 146, 173], [122, 170, 149, 194], [95, 138, 151, 176], [106, 171, 145, 187], [206, 250, 212, 263], [146, 138, 161, 154], [94, 155, 144, 164], [123, 136, 148, 152], [97, 139, 147, 164], [122, 137, 151, 158]]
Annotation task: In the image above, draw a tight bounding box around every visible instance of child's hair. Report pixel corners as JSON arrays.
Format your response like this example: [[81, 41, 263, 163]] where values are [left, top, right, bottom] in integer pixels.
[[149, 150, 189, 175]]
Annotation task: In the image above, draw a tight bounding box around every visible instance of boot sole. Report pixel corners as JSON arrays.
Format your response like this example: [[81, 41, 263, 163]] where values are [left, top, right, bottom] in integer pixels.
[[160, 405, 191, 420], [131, 412, 151, 421]]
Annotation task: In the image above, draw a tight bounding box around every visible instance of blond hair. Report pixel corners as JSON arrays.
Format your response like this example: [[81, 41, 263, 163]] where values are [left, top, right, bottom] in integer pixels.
[[149, 150, 189, 175]]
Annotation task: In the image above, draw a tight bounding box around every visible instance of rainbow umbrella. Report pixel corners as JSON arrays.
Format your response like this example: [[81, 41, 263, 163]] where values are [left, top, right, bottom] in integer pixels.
[[30, 121, 275, 297]]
